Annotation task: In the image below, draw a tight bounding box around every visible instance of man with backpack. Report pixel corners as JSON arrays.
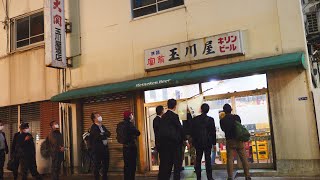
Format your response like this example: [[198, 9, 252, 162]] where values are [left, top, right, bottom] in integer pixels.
[[220, 104, 251, 180], [191, 103, 216, 180], [117, 111, 140, 180], [157, 99, 184, 180]]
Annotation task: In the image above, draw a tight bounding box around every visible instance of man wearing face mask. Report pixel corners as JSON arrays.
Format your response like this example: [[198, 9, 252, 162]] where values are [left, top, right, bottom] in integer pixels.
[[90, 112, 111, 180], [122, 111, 140, 180], [47, 121, 64, 180], [16, 122, 42, 180], [0, 121, 9, 180], [10, 123, 23, 180]]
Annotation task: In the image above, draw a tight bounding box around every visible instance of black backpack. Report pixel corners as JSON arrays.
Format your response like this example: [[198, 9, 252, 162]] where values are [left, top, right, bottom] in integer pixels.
[[116, 121, 127, 144], [40, 137, 51, 159]]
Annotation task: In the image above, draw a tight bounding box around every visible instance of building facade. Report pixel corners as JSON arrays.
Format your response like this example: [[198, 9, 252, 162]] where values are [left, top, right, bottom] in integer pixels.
[[1, 0, 320, 177]]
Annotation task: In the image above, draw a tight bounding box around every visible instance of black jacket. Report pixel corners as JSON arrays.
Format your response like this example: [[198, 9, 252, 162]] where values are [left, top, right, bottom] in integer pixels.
[[191, 114, 216, 148], [159, 110, 184, 146], [220, 114, 241, 140], [124, 119, 140, 146], [48, 130, 64, 155], [11, 132, 20, 156], [90, 123, 111, 152], [0, 132, 9, 154], [153, 116, 161, 148], [16, 133, 36, 158]]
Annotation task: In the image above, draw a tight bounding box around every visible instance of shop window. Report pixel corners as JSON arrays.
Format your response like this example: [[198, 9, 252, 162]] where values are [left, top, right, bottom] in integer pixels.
[[11, 11, 44, 50], [132, 0, 184, 18], [144, 84, 200, 103], [201, 74, 267, 96]]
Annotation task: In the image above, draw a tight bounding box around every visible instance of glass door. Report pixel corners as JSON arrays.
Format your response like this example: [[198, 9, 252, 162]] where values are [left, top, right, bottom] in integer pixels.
[[146, 106, 160, 171]]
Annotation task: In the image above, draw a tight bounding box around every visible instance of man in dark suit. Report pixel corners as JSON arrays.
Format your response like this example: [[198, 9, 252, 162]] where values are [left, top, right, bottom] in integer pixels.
[[153, 105, 164, 151], [10, 123, 23, 180], [191, 103, 216, 180], [158, 99, 184, 180]]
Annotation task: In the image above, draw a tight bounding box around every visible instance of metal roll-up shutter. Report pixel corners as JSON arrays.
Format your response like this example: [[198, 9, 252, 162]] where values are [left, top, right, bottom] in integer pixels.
[[21, 102, 41, 141], [83, 94, 134, 171], [40, 101, 60, 139], [0, 106, 18, 155]]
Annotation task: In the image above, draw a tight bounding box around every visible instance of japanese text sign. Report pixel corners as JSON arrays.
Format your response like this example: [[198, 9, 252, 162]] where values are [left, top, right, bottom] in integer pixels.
[[145, 31, 244, 70], [44, 0, 66, 68]]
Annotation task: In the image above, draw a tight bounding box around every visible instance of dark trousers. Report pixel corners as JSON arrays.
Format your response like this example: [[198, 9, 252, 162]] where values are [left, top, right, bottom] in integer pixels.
[[93, 146, 109, 180], [123, 145, 137, 180], [195, 147, 213, 180], [12, 156, 20, 180], [0, 150, 5, 180], [51, 153, 63, 180], [21, 156, 42, 180], [158, 144, 182, 180]]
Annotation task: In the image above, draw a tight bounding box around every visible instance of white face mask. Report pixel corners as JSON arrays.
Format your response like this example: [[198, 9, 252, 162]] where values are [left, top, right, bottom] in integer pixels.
[[23, 128, 30, 133], [0, 126, 4, 131], [97, 116, 103, 122], [54, 124, 59, 129]]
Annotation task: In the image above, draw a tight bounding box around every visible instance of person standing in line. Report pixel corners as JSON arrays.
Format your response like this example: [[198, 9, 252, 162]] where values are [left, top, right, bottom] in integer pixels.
[[220, 104, 251, 180], [158, 99, 184, 180], [90, 112, 111, 180], [10, 123, 23, 180], [122, 111, 140, 180], [0, 121, 8, 180], [153, 106, 164, 165], [47, 121, 64, 180], [16, 122, 42, 180], [191, 103, 216, 180]]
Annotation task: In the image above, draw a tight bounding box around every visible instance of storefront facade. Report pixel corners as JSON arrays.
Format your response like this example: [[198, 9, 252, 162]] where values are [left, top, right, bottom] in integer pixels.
[[1, 0, 319, 177]]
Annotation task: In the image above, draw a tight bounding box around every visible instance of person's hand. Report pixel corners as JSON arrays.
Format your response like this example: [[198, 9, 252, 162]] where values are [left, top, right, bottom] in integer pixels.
[[24, 135, 31, 141], [60, 146, 65, 152], [213, 145, 217, 152]]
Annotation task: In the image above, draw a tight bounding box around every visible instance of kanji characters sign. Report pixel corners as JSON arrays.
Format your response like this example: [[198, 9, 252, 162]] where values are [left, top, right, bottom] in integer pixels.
[[145, 31, 245, 70], [44, 0, 66, 68]]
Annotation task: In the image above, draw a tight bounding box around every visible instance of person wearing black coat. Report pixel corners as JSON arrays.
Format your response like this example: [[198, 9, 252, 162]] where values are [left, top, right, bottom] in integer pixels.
[[158, 99, 184, 180], [153, 105, 164, 151], [10, 124, 22, 180], [191, 103, 216, 180], [122, 111, 140, 180], [90, 112, 111, 180], [0, 120, 9, 180], [16, 123, 42, 180]]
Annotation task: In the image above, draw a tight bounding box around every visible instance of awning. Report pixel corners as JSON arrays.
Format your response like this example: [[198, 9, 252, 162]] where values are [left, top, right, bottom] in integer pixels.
[[51, 52, 306, 102]]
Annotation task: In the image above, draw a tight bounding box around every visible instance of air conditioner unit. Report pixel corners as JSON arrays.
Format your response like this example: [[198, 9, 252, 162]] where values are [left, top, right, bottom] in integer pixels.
[[306, 11, 320, 34]]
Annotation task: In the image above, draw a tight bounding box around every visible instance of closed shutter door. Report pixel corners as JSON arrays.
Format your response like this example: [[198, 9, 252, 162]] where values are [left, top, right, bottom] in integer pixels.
[[0, 106, 18, 154], [40, 102, 60, 139], [83, 94, 133, 171], [21, 103, 41, 141]]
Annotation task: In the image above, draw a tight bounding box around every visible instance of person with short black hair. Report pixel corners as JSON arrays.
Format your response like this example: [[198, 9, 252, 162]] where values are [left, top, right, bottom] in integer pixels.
[[153, 106, 164, 166], [47, 121, 64, 180], [0, 120, 8, 180], [191, 103, 216, 180], [153, 105, 164, 151], [90, 112, 111, 180], [10, 123, 23, 180], [220, 104, 251, 180], [158, 99, 184, 180], [122, 111, 140, 180], [16, 122, 42, 180]]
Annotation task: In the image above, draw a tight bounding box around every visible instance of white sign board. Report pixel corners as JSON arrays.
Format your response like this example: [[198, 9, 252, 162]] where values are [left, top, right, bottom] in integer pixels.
[[44, 0, 67, 68], [187, 95, 204, 118], [145, 30, 245, 70]]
